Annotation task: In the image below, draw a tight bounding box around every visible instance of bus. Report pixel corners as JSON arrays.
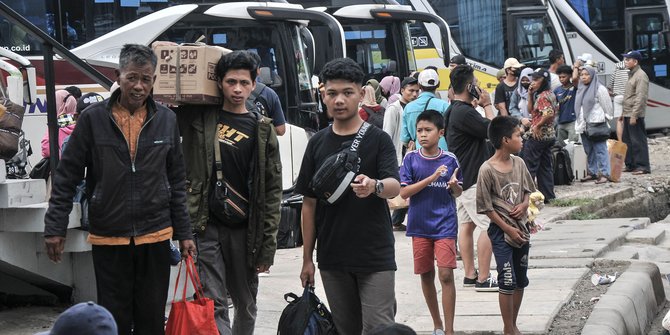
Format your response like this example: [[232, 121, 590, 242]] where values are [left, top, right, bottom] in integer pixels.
[[0, 1, 346, 188], [551, 0, 670, 130], [397, 0, 573, 93]]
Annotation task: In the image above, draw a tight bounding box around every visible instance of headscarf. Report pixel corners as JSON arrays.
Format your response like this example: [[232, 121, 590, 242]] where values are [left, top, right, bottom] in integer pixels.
[[516, 68, 534, 100], [361, 85, 379, 107], [380, 76, 400, 97], [56, 89, 77, 116], [574, 66, 599, 118], [366, 79, 384, 105]]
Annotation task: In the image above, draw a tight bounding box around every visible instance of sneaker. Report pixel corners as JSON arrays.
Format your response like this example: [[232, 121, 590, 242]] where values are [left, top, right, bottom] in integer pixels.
[[432, 329, 445, 335], [392, 223, 407, 231], [258, 270, 270, 277], [463, 270, 478, 287], [475, 276, 498, 292]]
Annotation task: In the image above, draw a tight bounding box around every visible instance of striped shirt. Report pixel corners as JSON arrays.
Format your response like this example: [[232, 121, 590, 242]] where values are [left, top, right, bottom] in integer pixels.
[[608, 61, 629, 96]]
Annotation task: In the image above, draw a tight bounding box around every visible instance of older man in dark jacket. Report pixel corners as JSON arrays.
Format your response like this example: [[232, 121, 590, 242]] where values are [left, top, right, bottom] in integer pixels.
[[44, 44, 195, 335]]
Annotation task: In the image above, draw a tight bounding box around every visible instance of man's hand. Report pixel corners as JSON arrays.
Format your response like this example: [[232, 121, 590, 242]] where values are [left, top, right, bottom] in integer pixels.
[[407, 141, 416, 152], [630, 116, 637, 126], [477, 87, 491, 107], [256, 264, 271, 273], [45, 236, 66, 263], [505, 227, 528, 245], [179, 239, 197, 259], [510, 201, 529, 220], [351, 174, 375, 198], [300, 260, 315, 288]]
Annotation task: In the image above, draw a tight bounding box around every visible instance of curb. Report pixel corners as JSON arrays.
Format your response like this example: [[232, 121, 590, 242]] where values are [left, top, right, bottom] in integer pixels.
[[545, 187, 634, 223], [582, 261, 666, 334]]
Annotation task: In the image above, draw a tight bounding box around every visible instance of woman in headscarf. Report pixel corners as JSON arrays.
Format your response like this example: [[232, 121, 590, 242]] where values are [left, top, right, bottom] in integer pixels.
[[523, 69, 557, 202], [41, 89, 78, 158], [358, 85, 385, 127], [366, 78, 388, 108], [509, 67, 534, 127], [574, 66, 613, 184], [380, 76, 401, 106]]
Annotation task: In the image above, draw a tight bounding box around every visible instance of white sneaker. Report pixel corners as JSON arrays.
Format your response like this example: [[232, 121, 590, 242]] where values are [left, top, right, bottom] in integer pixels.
[[258, 270, 270, 277], [432, 329, 446, 335]]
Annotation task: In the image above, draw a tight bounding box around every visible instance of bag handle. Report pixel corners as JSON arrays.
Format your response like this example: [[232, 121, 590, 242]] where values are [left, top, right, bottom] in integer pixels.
[[171, 256, 206, 303], [214, 124, 225, 184], [347, 122, 371, 154], [423, 97, 434, 113]]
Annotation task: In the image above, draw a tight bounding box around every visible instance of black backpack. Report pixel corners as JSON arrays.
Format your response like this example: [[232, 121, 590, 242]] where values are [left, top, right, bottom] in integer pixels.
[[552, 146, 574, 185], [277, 286, 337, 335], [361, 106, 385, 128], [245, 82, 270, 117]]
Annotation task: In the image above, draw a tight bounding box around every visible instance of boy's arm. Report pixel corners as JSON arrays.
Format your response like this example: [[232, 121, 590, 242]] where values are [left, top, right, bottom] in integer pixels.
[[400, 164, 446, 199], [300, 196, 317, 287], [484, 210, 528, 246]]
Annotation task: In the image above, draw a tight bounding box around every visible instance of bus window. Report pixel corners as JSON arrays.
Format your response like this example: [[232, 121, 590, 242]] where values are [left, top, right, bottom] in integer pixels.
[[511, 16, 557, 69], [625, 0, 666, 6], [567, 0, 623, 29], [344, 24, 401, 81], [631, 13, 669, 89]]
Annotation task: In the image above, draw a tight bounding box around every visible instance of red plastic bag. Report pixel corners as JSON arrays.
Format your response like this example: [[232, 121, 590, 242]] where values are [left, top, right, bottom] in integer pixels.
[[165, 256, 219, 335]]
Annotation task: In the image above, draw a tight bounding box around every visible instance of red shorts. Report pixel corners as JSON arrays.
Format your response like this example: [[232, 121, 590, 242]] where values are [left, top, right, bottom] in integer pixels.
[[412, 237, 457, 274]]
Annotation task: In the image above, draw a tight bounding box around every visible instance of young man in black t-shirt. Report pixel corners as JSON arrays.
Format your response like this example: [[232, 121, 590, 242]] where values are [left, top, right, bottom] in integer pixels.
[[494, 58, 524, 116], [445, 65, 498, 292], [295, 58, 400, 334]]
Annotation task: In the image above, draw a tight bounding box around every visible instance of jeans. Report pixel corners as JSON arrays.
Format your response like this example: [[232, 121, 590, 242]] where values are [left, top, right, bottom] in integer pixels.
[[522, 138, 555, 201], [580, 134, 610, 177], [622, 117, 650, 172]]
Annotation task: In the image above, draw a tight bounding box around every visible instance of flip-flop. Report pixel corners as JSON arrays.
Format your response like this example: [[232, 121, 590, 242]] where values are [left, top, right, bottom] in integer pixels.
[[595, 177, 609, 184], [632, 170, 650, 175]]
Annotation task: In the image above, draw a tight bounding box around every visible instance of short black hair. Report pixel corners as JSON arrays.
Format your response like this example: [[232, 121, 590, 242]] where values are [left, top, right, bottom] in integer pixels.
[[248, 51, 262, 68], [449, 64, 474, 94], [488, 115, 520, 149], [320, 58, 365, 86], [556, 65, 572, 76], [215, 50, 258, 82], [63, 86, 82, 99], [416, 109, 444, 130], [119, 44, 157, 71], [549, 49, 564, 64]]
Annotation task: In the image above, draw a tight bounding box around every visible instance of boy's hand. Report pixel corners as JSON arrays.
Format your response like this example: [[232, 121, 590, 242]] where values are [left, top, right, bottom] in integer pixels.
[[506, 227, 528, 245], [350, 174, 375, 198], [300, 260, 315, 288], [510, 201, 529, 220], [431, 165, 448, 182]]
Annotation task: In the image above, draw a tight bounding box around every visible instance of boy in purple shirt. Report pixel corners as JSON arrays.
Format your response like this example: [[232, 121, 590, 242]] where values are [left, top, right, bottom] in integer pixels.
[[400, 110, 463, 335]]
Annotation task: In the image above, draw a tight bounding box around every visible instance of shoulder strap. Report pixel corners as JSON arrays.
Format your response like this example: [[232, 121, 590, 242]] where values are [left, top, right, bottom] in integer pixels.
[[348, 122, 371, 153], [214, 124, 224, 182], [361, 106, 373, 115], [423, 97, 434, 113]]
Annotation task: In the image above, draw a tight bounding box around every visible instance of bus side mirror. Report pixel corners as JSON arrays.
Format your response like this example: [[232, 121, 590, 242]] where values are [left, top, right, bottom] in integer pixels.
[[301, 27, 316, 73]]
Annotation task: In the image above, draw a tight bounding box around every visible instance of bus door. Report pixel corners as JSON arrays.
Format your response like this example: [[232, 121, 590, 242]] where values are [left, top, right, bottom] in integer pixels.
[[625, 6, 670, 90], [507, 4, 563, 69]]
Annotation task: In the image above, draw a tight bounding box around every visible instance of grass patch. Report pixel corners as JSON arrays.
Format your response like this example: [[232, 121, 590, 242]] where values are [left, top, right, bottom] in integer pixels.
[[550, 198, 594, 207], [570, 210, 600, 220]]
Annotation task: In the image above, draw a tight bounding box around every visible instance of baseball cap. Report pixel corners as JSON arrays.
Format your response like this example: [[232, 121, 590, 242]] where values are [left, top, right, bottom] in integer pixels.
[[577, 53, 593, 62], [530, 68, 550, 80], [76, 92, 105, 114], [621, 50, 642, 60], [400, 76, 418, 88], [449, 54, 466, 65], [36, 301, 117, 335], [418, 69, 440, 87], [503, 57, 524, 69]]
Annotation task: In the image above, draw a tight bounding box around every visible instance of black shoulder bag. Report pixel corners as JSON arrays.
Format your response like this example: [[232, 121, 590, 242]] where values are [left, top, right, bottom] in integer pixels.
[[210, 125, 249, 226], [309, 122, 371, 204]]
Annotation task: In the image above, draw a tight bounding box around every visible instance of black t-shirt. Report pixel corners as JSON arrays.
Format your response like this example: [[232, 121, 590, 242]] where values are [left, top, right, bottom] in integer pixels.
[[295, 125, 399, 272], [494, 81, 517, 113], [212, 110, 257, 200], [445, 101, 491, 191]]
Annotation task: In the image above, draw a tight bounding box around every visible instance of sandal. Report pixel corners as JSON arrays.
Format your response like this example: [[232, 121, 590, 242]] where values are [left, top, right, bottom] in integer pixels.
[[580, 175, 596, 182], [595, 176, 609, 184], [632, 170, 650, 175]]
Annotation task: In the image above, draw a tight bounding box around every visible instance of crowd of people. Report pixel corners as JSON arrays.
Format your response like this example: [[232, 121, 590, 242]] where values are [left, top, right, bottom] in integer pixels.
[[39, 42, 652, 335]]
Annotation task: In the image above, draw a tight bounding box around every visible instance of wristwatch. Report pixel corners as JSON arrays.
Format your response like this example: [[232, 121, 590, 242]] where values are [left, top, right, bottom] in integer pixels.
[[374, 179, 384, 195]]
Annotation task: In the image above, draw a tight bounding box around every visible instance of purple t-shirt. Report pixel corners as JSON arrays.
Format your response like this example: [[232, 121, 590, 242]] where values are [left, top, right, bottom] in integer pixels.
[[400, 149, 463, 239]]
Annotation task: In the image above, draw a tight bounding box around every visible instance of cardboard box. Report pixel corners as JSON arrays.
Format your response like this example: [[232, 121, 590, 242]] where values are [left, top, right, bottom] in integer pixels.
[[153, 43, 230, 105]]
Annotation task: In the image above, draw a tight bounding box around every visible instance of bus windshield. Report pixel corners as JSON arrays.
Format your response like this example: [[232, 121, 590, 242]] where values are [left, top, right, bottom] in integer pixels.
[[344, 23, 409, 81]]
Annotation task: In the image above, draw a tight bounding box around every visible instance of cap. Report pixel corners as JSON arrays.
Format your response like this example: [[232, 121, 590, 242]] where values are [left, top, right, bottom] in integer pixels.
[[449, 54, 466, 65], [503, 57, 524, 69], [400, 76, 418, 88], [621, 50, 642, 60], [76, 92, 104, 114], [530, 68, 550, 80], [36, 302, 117, 335], [418, 69, 440, 87], [577, 53, 593, 62]]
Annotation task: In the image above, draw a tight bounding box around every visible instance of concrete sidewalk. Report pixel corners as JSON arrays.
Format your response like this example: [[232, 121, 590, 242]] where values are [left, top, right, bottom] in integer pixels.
[[252, 184, 657, 334]]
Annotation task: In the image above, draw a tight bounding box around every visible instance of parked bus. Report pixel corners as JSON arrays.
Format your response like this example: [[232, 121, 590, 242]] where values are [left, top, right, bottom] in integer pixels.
[[552, 0, 670, 130], [0, 1, 346, 188]]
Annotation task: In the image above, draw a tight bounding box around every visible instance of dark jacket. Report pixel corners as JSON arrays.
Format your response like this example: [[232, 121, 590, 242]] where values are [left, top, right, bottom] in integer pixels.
[[44, 90, 191, 241], [177, 106, 281, 268]]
